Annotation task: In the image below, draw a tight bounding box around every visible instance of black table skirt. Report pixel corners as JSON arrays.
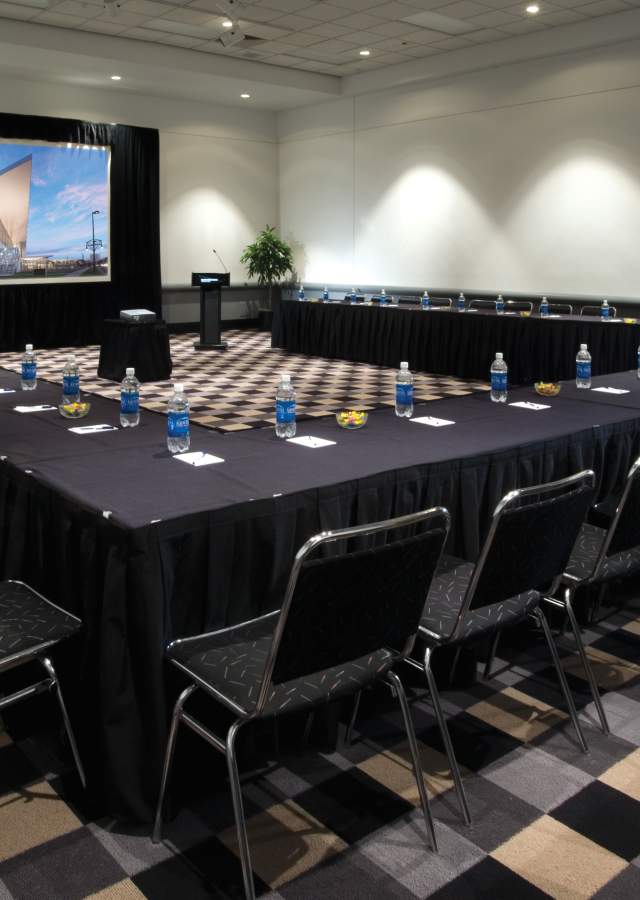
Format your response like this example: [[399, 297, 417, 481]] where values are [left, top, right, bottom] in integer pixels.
[[273, 300, 640, 384], [98, 319, 172, 383], [1, 368, 640, 822]]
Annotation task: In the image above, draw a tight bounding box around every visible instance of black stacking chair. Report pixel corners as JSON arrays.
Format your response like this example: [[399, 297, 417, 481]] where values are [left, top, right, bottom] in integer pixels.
[[0, 580, 86, 787], [468, 299, 495, 311], [545, 457, 640, 736], [427, 296, 452, 309], [152, 507, 450, 900], [406, 471, 595, 826], [505, 299, 533, 313], [581, 305, 617, 317], [546, 302, 573, 315], [343, 293, 365, 302]]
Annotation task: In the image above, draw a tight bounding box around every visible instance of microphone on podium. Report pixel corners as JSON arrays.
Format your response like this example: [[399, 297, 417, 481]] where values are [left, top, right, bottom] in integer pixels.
[[212, 248, 229, 273]]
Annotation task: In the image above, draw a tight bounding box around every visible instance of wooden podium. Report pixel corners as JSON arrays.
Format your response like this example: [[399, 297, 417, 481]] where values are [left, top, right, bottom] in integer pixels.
[[192, 272, 230, 351]]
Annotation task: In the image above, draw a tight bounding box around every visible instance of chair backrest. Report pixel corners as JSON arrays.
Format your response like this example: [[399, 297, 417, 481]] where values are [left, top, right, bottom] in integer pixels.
[[547, 302, 573, 315], [505, 300, 533, 312], [429, 296, 452, 308], [343, 294, 365, 302], [448, 471, 595, 638], [469, 299, 495, 310], [581, 305, 617, 317], [255, 508, 450, 710], [597, 457, 640, 563]]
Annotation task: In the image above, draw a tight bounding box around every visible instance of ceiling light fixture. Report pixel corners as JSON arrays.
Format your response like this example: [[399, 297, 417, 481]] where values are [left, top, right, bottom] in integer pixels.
[[359, 49, 371, 56], [240, 93, 251, 98], [219, 28, 245, 47], [222, 18, 234, 28], [526, 3, 540, 12], [110, 75, 122, 80]]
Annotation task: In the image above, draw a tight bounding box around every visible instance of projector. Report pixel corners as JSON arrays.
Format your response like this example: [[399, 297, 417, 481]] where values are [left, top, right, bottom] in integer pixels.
[[219, 28, 245, 48], [120, 309, 157, 322]]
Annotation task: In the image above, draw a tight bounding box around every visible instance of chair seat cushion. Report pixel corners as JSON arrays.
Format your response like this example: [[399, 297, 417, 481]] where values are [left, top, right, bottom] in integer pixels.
[[168, 614, 393, 718], [565, 523, 640, 583], [420, 555, 540, 644], [0, 581, 81, 666]]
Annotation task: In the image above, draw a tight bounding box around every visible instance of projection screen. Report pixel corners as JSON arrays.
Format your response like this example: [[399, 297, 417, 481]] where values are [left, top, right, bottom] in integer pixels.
[[0, 138, 110, 285]]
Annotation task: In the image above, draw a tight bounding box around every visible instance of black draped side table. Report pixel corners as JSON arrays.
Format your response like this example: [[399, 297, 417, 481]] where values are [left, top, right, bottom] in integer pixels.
[[98, 319, 173, 383]]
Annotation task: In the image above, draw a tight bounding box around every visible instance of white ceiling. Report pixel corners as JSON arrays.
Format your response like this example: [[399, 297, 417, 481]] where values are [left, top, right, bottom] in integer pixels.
[[1, 0, 639, 78]]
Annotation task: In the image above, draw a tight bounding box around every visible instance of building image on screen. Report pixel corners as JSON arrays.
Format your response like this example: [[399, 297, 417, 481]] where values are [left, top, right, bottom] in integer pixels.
[[0, 139, 110, 285]]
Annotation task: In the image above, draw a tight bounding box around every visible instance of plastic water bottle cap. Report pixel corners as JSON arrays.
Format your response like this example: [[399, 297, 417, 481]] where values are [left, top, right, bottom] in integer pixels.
[[497, 294, 503, 300], [174, 383, 184, 393], [580, 344, 587, 351], [496, 352, 503, 360], [281, 372, 291, 384], [68, 355, 76, 362], [542, 296, 547, 301], [25, 344, 33, 351], [126, 367, 135, 376], [400, 361, 409, 370]]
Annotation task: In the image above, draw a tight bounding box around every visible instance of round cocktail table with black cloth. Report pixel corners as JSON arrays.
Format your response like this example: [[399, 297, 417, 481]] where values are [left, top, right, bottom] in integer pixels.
[[98, 319, 172, 383], [273, 300, 640, 384]]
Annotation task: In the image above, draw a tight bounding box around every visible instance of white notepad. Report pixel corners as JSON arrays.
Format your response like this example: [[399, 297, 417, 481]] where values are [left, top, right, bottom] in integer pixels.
[[68, 424, 118, 434], [509, 401, 551, 410], [174, 451, 224, 466], [411, 416, 455, 427], [287, 435, 336, 449], [592, 387, 630, 395], [14, 404, 56, 413]]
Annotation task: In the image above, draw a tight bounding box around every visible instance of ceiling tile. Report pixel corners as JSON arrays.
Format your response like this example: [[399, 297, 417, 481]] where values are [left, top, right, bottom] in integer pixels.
[[368, 19, 424, 33], [400, 25, 452, 40], [158, 31, 208, 43], [478, 0, 526, 7], [78, 19, 129, 31], [256, 0, 316, 11], [295, 2, 350, 20], [250, 38, 297, 50], [269, 12, 318, 27], [51, 0, 104, 17], [464, 24, 509, 37], [331, 11, 388, 26], [433, 0, 491, 17], [241, 21, 290, 36], [264, 52, 308, 63], [465, 7, 519, 23], [33, 10, 89, 25], [498, 17, 548, 30], [121, 0, 171, 13], [305, 20, 353, 34], [369, 1, 423, 17], [161, 6, 216, 22], [349, 28, 389, 40], [279, 29, 325, 43], [428, 34, 474, 47], [0, 1, 40, 18], [121, 25, 176, 38], [400, 0, 457, 8], [538, 6, 586, 19], [308, 36, 365, 50], [190, 0, 280, 19], [93, 10, 150, 25], [574, 0, 630, 13], [368, 34, 417, 48], [398, 41, 444, 52]]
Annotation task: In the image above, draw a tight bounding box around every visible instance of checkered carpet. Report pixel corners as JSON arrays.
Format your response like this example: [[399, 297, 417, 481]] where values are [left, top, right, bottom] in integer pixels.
[[0, 329, 489, 433], [1, 590, 639, 899]]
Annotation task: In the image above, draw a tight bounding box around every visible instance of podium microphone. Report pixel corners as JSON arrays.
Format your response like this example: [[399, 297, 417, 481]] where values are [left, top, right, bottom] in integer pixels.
[[212, 248, 228, 273]]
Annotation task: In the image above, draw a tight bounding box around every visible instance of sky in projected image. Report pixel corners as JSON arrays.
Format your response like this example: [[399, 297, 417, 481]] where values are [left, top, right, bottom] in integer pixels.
[[0, 140, 109, 262]]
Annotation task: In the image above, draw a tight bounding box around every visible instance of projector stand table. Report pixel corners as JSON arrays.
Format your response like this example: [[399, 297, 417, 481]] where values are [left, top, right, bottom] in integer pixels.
[[98, 319, 172, 383]]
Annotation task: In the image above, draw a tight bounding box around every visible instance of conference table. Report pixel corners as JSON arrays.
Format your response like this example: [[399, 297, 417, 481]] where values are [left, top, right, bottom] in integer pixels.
[[272, 299, 640, 384], [1, 366, 640, 823]]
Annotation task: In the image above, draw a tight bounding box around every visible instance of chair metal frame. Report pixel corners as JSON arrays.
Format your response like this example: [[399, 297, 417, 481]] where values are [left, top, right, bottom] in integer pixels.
[[407, 470, 595, 826], [545, 456, 640, 736], [0, 580, 86, 788], [546, 302, 573, 316], [468, 299, 496, 311], [580, 305, 617, 318], [152, 507, 450, 900], [505, 299, 534, 313]]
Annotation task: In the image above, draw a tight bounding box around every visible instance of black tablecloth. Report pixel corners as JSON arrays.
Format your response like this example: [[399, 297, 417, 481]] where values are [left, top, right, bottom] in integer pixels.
[[98, 319, 172, 382], [273, 300, 640, 384], [1, 368, 640, 822]]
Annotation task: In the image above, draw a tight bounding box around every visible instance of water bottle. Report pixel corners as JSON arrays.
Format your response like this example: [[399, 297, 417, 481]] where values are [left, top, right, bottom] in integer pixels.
[[275, 372, 296, 438], [395, 361, 414, 418], [576, 344, 592, 389], [62, 354, 80, 404], [167, 383, 190, 454], [457, 292, 466, 312], [350, 288, 357, 304], [490, 352, 508, 403], [380, 288, 387, 305], [21, 344, 37, 391], [421, 290, 430, 310], [297, 284, 305, 301], [600, 299, 610, 320], [323, 286, 329, 301], [496, 294, 505, 315], [120, 367, 140, 428]]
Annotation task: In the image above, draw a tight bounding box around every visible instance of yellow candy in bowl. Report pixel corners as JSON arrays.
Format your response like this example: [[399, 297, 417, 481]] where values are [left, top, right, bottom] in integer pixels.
[[336, 409, 368, 429], [534, 382, 561, 398], [59, 401, 91, 419]]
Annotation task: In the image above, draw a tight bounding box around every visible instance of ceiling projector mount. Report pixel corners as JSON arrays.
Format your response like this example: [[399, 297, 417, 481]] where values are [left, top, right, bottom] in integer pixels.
[[103, 0, 122, 14], [216, 0, 246, 47]]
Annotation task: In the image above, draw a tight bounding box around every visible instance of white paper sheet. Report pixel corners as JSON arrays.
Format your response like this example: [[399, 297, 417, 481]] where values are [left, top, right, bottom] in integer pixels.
[[68, 423, 118, 434], [174, 451, 224, 466], [509, 401, 551, 410], [591, 387, 630, 395], [411, 416, 456, 427], [14, 404, 56, 413], [287, 435, 336, 448]]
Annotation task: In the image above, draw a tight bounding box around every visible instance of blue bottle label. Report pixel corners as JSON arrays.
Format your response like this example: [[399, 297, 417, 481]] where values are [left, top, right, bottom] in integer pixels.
[[422, 298, 429, 309], [323, 291, 329, 300], [63, 374, 79, 395], [276, 399, 296, 424], [121, 391, 139, 414], [22, 362, 36, 380], [168, 411, 189, 437], [601, 307, 609, 318], [396, 383, 414, 405], [491, 372, 508, 391], [541, 304, 549, 316], [496, 302, 504, 312], [577, 362, 591, 380], [458, 299, 465, 311]]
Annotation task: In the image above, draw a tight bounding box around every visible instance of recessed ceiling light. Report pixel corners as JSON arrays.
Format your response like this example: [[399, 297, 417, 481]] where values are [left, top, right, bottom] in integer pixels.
[[526, 3, 540, 12], [222, 18, 233, 28], [359, 49, 371, 56], [240, 93, 251, 99], [110, 75, 121, 80]]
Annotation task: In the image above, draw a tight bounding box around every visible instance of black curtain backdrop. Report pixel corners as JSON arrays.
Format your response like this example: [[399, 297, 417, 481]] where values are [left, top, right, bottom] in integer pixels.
[[0, 112, 161, 352]]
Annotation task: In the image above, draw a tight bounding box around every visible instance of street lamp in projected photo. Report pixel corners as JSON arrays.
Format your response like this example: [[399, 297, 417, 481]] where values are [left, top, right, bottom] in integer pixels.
[[86, 209, 103, 275]]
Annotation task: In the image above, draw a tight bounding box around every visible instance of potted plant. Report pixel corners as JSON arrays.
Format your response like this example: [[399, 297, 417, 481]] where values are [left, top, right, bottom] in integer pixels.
[[241, 225, 294, 330]]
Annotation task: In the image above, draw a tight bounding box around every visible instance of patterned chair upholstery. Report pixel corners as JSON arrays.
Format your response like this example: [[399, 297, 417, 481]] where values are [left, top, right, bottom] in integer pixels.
[[0, 580, 85, 788], [153, 508, 450, 900]]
